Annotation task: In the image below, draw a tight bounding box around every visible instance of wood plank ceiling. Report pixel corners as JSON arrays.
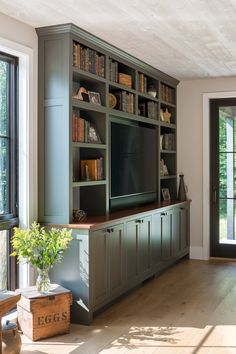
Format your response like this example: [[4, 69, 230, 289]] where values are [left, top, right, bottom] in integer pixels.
[[1, 0, 236, 80]]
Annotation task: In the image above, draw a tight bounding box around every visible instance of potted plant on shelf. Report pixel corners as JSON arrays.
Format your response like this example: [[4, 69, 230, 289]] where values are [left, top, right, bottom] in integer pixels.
[[11, 222, 72, 292]]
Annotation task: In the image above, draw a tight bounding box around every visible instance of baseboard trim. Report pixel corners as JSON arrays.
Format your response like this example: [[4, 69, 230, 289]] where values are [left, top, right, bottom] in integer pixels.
[[190, 246, 203, 260]]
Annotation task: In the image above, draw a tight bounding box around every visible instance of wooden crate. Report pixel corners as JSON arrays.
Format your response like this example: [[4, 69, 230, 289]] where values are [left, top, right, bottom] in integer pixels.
[[17, 285, 72, 341]]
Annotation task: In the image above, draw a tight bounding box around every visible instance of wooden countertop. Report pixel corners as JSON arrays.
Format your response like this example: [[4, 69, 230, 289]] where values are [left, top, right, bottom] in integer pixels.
[[45, 200, 191, 231]]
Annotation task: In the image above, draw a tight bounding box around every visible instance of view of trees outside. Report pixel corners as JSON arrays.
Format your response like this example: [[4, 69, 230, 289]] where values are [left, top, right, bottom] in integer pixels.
[[0, 60, 8, 289], [219, 109, 236, 242], [0, 230, 7, 290], [0, 59, 8, 215]]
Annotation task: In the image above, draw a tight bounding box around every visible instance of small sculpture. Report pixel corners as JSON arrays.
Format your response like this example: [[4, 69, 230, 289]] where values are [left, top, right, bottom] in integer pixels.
[[73, 209, 87, 222], [178, 173, 187, 201], [163, 108, 171, 124]]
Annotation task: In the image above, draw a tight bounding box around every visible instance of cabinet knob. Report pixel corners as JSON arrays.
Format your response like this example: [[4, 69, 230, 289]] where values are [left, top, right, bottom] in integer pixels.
[[161, 212, 167, 216], [107, 228, 114, 233], [135, 219, 142, 223]]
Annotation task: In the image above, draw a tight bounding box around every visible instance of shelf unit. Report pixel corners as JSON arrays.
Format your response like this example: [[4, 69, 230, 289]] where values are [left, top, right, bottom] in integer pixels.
[[37, 23, 179, 224]]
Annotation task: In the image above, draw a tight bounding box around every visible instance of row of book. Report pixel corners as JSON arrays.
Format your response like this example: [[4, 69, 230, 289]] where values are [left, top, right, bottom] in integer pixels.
[[161, 83, 175, 104], [80, 158, 104, 181], [73, 42, 105, 77], [109, 59, 118, 82], [138, 101, 158, 120], [113, 91, 134, 113], [160, 133, 176, 151], [72, 113, 101, 144]]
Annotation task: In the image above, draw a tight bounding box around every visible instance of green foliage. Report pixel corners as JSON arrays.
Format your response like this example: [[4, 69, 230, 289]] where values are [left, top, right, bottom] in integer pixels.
[[0, 60, 8, 214], [11, 222, 72, 270]]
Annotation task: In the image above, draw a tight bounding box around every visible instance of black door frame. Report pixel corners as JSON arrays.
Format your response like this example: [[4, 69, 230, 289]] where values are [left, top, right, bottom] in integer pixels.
[[210, 97, 236, 258]]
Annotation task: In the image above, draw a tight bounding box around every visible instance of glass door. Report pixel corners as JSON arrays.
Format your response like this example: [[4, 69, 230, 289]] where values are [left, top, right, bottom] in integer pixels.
[[210, 98, 236, 258]]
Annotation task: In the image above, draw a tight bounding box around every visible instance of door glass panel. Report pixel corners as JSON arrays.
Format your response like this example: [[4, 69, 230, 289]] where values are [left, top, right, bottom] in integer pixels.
[[0, 137, 9, 214], [219, 106, 236, 244], [0, 60, 8, 136], [0, 230, 8, 290]]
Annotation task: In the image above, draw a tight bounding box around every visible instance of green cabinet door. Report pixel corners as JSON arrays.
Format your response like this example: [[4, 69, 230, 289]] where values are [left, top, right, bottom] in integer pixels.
[[109, 223, 125, 298], [126, 220, 139, 284], [151, 212, 162, 267], [172, 207, 181, 258], [180, 206, 189, 252], [138, 216, 152, 277], [91, 223, 125, 308], [91, 229, 109, 307], [160, 211, 172, 261]]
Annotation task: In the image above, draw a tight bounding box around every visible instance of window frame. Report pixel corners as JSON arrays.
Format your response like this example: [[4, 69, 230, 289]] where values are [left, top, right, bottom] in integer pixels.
[[0, 51, 19, 290]]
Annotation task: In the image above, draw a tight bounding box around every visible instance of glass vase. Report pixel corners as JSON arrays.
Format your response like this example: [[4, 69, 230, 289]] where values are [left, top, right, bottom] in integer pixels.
[[36, 267, 51, 292]]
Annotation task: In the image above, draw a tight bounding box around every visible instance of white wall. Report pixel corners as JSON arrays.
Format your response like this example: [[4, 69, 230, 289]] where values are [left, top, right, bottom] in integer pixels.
[[0, 12, 38, 286], [177, 77, 236, 259]]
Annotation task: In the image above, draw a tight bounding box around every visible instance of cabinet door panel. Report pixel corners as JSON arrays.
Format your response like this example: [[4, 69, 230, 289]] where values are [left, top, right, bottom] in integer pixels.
[[161, 212, 172, 260], [152, 213, 162, 267], [172, 208, 180, 257], [109, 224, 124, 296], [180, 207, 188, 251], [139, 216, 152, 275], [91, 229, 108, 306], [126, 221, 139, 282]]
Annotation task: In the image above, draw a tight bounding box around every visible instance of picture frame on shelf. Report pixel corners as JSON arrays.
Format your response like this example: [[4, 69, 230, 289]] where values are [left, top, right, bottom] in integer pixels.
[[88, 91, 101, 105], [161, 188, 171, 201], [88, 125, 101, 144]]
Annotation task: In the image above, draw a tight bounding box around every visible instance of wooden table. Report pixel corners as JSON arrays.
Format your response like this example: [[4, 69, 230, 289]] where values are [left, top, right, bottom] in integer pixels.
[[0, 291, 21, 354]]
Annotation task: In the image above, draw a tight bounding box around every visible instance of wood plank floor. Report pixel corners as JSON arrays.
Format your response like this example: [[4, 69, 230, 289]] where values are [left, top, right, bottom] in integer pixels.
[[21, 259, 236, 354]]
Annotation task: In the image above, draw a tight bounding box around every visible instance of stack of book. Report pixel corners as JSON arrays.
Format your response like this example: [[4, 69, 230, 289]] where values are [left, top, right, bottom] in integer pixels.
[[138, 73, 147, 93], [161, 83, 175, 104], [113, 91, 134, 113], [73, 42, 105, 77], [80, 158, 104, 181], [72, 113, 100, 143], [109, 59, 118, 82], [161, 133, 176, 150]]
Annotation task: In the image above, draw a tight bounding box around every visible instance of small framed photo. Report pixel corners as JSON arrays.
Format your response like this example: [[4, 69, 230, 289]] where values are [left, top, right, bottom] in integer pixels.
[[88, 91, 101, 105], [161, 188, 171, 201]]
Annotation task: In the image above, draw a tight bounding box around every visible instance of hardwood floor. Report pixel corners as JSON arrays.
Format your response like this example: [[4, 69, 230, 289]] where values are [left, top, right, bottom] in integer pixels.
[[21, 259, 236, 353]]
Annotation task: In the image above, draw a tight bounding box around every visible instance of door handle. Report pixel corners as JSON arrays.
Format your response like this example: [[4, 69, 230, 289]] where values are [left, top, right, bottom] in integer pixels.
[[213, 190, 217, 204]]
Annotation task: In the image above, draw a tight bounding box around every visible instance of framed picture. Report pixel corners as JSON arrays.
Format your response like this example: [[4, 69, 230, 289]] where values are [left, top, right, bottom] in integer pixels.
[[88, 91, 101, 105], [161, 188, 171, 201]]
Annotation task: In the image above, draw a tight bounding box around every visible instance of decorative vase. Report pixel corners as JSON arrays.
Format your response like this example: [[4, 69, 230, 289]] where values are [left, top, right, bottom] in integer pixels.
[[36, 267, 51, 292], [2, 320, 22, 354], [147, 85, 157, 98], [178, 174, 187, 201]]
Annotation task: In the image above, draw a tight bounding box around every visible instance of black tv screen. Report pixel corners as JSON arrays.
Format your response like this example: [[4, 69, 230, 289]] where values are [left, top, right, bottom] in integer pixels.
[[111, 121, 157, 201]]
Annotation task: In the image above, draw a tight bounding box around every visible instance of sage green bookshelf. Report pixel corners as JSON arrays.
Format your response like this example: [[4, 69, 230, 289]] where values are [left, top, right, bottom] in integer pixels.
[[37, 23, 179, 223]]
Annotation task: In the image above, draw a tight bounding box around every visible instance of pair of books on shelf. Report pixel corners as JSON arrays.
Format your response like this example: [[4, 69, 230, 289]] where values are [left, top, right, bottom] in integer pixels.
[[138, 73, 147, 93], [109, 59, 132, 88], [138, 101, 158, 119], [72, 113, 101, 144], [73, 42, 105, 77], [80, 158, 104, 181], [113, 91, 134, 113], [109, 59, 118, 82], [160, 133, 175, 150], [161, 83, 175, 104]]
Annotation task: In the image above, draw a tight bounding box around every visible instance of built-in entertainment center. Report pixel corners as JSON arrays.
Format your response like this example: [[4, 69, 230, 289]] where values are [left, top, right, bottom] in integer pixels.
[[37, 23, 190, 325]]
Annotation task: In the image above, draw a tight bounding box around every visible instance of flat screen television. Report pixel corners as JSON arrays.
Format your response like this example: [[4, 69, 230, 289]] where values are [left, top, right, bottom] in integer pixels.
[[110, 121, 157, 211]]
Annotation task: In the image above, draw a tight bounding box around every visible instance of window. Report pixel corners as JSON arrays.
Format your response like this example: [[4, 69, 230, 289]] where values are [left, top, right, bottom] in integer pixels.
[[0, 52, 18, 290]]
